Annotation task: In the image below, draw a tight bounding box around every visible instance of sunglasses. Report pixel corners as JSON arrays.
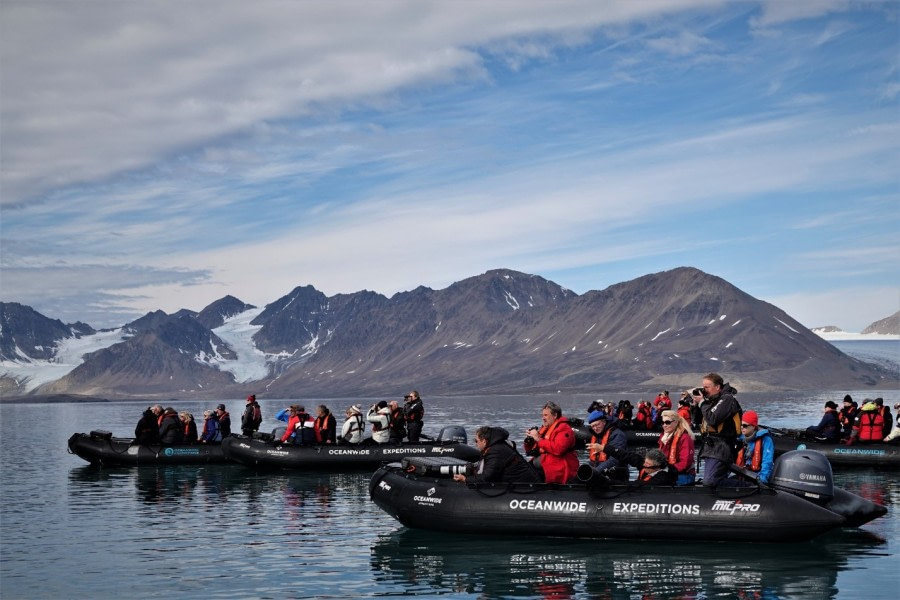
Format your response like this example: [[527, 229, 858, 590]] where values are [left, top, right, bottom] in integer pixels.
[[741, 423, 754, 428], [662, 420, 674, 425]]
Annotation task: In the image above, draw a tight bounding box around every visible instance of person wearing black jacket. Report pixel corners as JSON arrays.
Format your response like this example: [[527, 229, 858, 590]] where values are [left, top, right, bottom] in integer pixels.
[[693, 373, 742, 487], [158, 407, 184, 444], [453, 426, 540, 484], [134, 407, 161, 444], [241, 394, 262, 437], [403, 391, 425, 442]]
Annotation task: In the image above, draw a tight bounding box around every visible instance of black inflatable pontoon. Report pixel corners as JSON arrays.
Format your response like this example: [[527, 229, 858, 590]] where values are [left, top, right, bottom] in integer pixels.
[[222, 426, 481, 470], [68, 431, 229, 466], [768, 428, 900, 468], [369, 450, 886, 543]]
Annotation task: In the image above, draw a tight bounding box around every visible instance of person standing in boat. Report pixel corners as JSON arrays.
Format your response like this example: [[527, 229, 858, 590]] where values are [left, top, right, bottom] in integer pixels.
[[658, 409, 696, 485], [583, 410, 628, 482], [404, 391, 425, 443], [693, 373, 742, 487], [873, 398, 893, 438], [340, 404, 365, 444], [523, 401, 578, 484], [179, 412, 198, 444], [387, 401, 407, 444], [313, 404, 337, 444], [838, 395, 857, 438], [158, 407, 184, 444], [199, 409, 221, 443], [732, 411, 774, 485], [241, 394, 263, 437], [215, 404, 232, 438], [805, 401, 841, 442], [367, 401, 392, 444], [134, 407, 161, 444], [453, 426, 540, 484]]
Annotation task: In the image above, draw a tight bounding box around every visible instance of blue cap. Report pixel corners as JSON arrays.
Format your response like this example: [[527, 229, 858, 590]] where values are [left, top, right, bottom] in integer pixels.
[[588, 410, 607, 424]]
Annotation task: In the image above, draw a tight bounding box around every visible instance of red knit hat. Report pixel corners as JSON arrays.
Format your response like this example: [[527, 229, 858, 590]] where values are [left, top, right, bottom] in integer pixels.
[[742, 410, 758, 427]]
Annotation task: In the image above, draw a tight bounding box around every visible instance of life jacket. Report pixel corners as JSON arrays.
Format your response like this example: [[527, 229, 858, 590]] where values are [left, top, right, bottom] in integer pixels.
[[314, 413, 334, 443], [639, 468, 655, 482], [535, 420, 563, 454], [839, 407, 856, 427], [663, 430, 684, 466], [635, 405, 653, 430], [736, 438, 763, 472], [856, 411, 885, 441], [700, 407, 742, 438], [390, 406, 404, 429], [372, 409, 390, 432], [588, 429, 613, 463], [250, 403, 261, 426]]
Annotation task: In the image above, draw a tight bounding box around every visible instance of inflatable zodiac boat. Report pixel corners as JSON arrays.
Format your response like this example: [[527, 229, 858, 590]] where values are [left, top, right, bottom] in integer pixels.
[[768, 428, 900, 468], [68, 431, 229, 466], [222, 426, 481, 469], [369, 450, 886, 543]]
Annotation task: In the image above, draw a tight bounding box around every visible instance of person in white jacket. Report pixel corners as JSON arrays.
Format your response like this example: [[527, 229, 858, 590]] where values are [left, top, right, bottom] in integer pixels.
[[366, 401, 392, 444], [884, 403, 900, 443], [341, 405, 365, 444]]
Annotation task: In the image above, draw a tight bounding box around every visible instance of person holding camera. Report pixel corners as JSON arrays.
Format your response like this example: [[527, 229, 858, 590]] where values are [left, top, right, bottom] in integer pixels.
[[453, 426, 540, 484], [366, 401, 392, 444], [693, 373, 742, 487], [523, 401, 578, 484], [404, 391, 425, 442]]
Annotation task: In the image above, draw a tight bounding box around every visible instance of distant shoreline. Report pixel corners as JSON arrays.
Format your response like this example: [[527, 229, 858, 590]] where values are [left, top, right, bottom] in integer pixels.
[[815, 333, 899, 341]]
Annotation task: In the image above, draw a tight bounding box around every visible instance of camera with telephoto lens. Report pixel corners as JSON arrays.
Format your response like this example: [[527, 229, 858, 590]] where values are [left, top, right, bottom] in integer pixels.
[[438, 463, 474, 476], [692, 387, 704, 397]]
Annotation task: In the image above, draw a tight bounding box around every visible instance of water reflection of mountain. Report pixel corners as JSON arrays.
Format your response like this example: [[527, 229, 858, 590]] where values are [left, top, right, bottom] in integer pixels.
[[370, 528, 886, 599]]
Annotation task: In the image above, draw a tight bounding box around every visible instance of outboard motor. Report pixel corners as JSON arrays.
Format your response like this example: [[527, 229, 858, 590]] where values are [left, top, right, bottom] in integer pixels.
[[436, 426, 467, 444], [769, 450, 834, 504]]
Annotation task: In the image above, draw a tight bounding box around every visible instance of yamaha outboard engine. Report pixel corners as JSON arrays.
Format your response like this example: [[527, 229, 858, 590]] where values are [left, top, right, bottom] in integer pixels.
[[436, 426, 467, 444], [769, 450, 835, 504]]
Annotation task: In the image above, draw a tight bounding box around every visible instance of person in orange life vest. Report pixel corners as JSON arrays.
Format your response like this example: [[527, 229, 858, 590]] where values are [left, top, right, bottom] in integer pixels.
[[387, 400, 406, 444], [199, 409, 221, 443], [366, 401, 392, 444], [215, 404, 231, 438], [847, 400, 886, 444], [873, 398, 893, 438], [179, 411, 198, 444], [313, 404, 336, 444], [634, 401, 654, 430], [732, 411, 774, 485], [582, 447, 677, 485], [241, 394, 263, 437], [838, 395, 857, 437], [522, 401, 578, 484], [583, 410, 628, 482], [279, 405, 311, 444], [805, 400, 841, 442], [403, 390, 425, 443], [616, 399, 633, 426], [658, 409, 696, 485]]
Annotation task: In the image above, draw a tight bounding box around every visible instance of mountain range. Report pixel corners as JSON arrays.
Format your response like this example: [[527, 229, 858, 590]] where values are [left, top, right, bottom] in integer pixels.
[[1, 267, 896, 399]]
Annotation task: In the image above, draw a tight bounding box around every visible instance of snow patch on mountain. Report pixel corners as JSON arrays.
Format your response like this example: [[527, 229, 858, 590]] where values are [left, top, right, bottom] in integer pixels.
[[209, 308, 270, 382], [0, 328, 131, 391]]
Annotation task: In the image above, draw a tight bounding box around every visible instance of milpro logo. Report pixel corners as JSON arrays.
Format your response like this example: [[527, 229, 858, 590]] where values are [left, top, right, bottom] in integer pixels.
[[711, 500, 760, 515], [378, 481, 392, 491]]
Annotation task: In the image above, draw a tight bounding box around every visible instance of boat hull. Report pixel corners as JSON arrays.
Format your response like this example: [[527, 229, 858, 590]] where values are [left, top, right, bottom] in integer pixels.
[[222, 434, 482, 470], [68, 432, 229, 466], [369, 465, 849, 543]]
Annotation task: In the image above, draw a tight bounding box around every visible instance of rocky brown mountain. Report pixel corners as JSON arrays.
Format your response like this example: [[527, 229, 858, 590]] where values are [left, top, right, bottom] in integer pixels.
[[1, 267, 895, 398]]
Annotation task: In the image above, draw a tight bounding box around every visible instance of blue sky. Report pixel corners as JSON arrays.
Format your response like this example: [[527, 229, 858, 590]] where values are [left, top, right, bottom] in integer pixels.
[[1, 1, 898, 331]]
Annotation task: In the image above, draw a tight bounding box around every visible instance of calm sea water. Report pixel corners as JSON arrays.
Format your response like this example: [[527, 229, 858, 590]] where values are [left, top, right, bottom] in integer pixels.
[[1, 381, 898, 600]]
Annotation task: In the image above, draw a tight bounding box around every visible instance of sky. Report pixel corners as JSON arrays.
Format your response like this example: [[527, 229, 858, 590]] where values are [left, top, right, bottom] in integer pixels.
[[1, 0, 898, 333]]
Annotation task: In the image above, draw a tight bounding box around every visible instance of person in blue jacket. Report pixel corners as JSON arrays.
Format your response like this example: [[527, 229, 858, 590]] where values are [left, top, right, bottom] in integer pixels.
[[732, 410, 775, 485], [805, 400, 841, 442]]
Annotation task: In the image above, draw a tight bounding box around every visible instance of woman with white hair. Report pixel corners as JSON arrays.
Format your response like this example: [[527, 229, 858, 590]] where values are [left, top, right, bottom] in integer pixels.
[[658, 409, 696, 485], [341, 405, 365, 444]]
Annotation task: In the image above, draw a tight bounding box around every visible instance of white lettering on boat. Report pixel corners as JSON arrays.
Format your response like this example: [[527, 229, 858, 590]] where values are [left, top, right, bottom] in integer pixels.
[[613, 502, 701, 515], [508, 499, 587, 513], [833, 448, 886, 456], [381, 448, 427, 455], [413, 495, 443, 504], [327, 448, 371, 455], [799, 472, 826, 481], [711, 500, 760, 515]]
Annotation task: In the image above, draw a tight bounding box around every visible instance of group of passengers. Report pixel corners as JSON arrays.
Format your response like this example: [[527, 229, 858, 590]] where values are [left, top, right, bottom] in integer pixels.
[[804, 395, 898, 444], [133, 402, 232, 445], [603, 390, 703, 432], [272, 391, 426, 446], [455, 372, 781, 489]]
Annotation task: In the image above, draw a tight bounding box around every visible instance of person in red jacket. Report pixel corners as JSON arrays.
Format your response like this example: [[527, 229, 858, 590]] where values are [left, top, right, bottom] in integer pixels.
[[523, 401, 578, 484], [658, 409, 696, 485]]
